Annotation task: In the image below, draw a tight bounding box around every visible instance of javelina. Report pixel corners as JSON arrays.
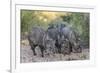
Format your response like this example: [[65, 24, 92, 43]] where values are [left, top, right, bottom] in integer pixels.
[[61, 26, 82, 53], [43, 32, 56, 56], [47, 27, 62, 53], [28, 27, 55, 57]]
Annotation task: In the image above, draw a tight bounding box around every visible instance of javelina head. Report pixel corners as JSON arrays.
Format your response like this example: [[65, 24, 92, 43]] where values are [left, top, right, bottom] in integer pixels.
[[44, 34, 56, 55], [72, 42, 82, 53], [61, 37, 71, 55]]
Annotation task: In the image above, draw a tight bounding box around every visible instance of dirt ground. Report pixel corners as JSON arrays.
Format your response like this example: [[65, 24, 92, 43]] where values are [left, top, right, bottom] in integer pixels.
[[20, 41, 89, 63]]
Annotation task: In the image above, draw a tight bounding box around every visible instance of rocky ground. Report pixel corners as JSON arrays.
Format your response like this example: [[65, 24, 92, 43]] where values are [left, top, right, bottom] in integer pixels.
[[20, 40, 89, 63]]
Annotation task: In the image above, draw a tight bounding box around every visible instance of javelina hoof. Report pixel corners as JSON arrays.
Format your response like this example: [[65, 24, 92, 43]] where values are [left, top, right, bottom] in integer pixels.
[[41, 54, 44, 57], [33, 53, 37, 56]]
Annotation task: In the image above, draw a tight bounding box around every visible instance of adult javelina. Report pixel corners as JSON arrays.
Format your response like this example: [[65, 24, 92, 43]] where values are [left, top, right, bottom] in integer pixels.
[[28, 27, 55, 57], [61, 26, 82, 53], [43, 32, 56, 56], [47, 27, 62, 53], [56, 23, 71, 54]]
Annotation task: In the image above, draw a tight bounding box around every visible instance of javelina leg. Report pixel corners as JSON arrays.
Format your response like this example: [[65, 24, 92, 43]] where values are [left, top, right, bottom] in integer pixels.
[[77, 46, 82, 53], [28, 40, 37, 55], [58, 48, 61, 53], [31, 45, 37, 55], [57, 46, 61, 54], [55, 43, 61, 53], [39, 45, 44, 57], [67, 43, 72, 54]]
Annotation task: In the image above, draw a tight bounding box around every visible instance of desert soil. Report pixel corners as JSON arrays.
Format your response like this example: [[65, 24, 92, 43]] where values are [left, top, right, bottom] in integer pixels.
[[20, 44, 89, 63]]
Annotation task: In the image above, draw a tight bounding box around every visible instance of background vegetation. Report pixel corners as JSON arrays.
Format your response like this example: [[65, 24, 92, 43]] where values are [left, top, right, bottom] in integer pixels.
[[21, 10, 90, 48]]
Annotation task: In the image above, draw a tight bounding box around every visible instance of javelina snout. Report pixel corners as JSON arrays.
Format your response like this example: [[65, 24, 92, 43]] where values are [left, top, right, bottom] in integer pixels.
[[72, 43, 82, 53]]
